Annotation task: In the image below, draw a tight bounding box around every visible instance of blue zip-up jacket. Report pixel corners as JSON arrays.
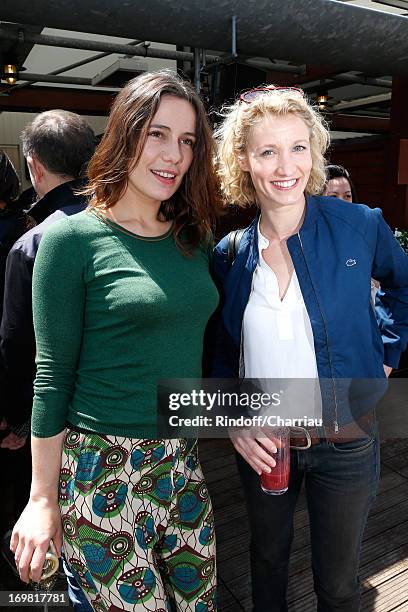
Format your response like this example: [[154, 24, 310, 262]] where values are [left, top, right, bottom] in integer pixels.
[[211, 196, 408, 429]]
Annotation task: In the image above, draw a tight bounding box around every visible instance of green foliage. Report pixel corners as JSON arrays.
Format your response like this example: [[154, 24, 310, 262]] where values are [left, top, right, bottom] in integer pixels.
[[395, 229, 408, 254]]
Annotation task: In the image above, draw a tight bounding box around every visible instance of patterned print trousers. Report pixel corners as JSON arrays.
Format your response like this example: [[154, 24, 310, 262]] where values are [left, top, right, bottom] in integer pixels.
[[59, 429, 216, 611]]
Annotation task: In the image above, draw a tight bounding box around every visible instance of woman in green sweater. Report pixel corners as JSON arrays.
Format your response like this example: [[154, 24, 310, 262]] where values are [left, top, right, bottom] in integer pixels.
[[11, 70, 220, 611]]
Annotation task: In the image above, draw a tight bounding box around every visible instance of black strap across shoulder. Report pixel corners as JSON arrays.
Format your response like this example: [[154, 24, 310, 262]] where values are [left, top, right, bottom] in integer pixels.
[[227, 228, 245, 267]]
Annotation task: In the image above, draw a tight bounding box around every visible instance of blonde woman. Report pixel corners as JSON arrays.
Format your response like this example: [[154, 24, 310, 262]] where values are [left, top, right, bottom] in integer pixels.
[[211, 86, 408, 611]]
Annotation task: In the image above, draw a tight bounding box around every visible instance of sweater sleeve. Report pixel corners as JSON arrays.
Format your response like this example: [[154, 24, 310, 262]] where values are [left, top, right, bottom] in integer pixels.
[[31, 218, 86, 437]]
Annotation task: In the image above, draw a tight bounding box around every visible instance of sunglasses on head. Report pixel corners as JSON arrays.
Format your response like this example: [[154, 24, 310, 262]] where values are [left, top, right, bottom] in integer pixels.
[[239, 86, 305, 104]]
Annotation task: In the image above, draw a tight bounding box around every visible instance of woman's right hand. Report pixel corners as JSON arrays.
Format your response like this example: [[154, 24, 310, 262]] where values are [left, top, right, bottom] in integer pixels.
[[229, 428, 278, 474], [10, 499, 62, 584]]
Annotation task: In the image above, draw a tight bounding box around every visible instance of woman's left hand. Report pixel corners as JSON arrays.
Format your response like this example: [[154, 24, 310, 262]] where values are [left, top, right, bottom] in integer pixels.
[[10, 498, 62, 583], [229, 428, 278, 474]]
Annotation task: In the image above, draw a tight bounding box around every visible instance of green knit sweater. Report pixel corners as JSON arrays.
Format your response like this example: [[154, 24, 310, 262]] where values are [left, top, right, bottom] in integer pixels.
[[31, 210, 218, 438]]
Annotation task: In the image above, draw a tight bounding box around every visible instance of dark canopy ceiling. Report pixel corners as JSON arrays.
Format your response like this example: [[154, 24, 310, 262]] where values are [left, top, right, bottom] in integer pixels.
[[2, 0, 408, 77]]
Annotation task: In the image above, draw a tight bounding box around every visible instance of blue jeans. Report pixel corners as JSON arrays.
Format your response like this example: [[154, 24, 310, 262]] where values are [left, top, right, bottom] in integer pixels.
[[236, 434, 380, 612], [63, 557, 92, 612]]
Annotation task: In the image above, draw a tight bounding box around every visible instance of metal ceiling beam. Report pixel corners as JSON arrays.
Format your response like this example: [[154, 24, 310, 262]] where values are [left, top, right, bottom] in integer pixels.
[[348, 109, 390, 117], [295, 66, 350, 85], [2, 0, 408, 76], [0, 27, 219, 63], [241, 58, 305, 74], [7, 39, 144, 93], [332, 73, 392, 88], [47, 40, 145, 75], [15, 72, 92, 85], [332, 92, 392, 111], [372, 0, 408, 10], [301, 76, 393, 104], [302, 74, 392, 96], [0, 27, 308, 80]]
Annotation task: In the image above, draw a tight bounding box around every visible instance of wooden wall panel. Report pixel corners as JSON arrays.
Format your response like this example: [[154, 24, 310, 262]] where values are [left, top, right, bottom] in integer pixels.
[[328, 138, 392, 222]]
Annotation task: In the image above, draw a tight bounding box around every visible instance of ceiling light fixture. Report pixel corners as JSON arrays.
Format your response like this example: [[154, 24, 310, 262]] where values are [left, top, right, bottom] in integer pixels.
[[3, 64, 18, 85], [317, 93, 328, 111]]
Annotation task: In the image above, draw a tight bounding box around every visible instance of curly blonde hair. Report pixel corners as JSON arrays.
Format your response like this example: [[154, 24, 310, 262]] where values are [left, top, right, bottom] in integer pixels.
[[216, 88, 330, 206]]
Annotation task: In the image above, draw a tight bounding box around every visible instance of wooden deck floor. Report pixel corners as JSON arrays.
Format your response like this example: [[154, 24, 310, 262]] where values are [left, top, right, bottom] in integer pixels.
[[1, 438, 406, 611], [200, 437, 408, 612]]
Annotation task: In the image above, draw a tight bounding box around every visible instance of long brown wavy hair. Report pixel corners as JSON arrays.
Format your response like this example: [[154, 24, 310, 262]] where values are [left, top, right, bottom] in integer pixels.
[[85, 70, 221, 253]]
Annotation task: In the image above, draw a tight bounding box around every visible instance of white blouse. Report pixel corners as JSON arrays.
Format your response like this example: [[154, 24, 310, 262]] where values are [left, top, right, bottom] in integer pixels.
[[243, 221, 319, 380]]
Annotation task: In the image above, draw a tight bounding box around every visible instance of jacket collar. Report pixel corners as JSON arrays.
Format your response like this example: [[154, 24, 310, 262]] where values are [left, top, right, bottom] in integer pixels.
[[301, 195, 319, 232], [244, 195, 318, 262], [29, 179, 85, 224], [248, 195, 319, 238]]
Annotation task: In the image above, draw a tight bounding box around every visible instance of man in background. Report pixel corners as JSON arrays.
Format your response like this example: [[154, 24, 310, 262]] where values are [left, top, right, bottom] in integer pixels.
[[0, 110, 95, 544]]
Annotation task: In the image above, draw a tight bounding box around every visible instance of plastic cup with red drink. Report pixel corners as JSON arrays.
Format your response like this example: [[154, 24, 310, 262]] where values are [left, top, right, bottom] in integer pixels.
[[260, 427, 290, 495]]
